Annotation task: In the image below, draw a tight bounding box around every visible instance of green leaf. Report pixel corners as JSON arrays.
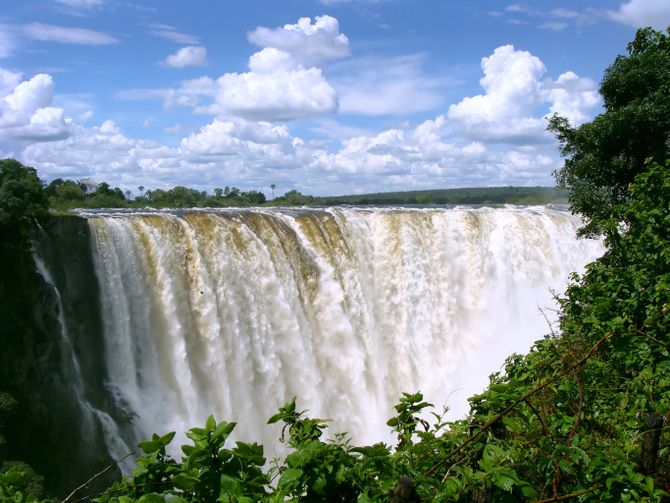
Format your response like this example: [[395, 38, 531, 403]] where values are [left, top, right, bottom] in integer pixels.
[[137, 440, 161, 454], [214, 421, 236, 440], [172, 473, 198, 491], [267, 413, 283, 424], [233, 442, 265, 465], [278, 468, 303, 489], [206, 415, 216, 431], [186, 427, 206, 442], [1, 470, 24, 485], [160, 431, 176, 446], [645, 476, 655, 495], [521, 485, 538, 499], [219, 474, 242, 496], [137, 494, 165, 503], [491, 471, 517, 492]]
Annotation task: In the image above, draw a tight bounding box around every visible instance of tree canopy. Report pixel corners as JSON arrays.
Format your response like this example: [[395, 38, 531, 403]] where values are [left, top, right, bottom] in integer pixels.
[[0, 159, 48, 235], [548, 27, 670, 235]]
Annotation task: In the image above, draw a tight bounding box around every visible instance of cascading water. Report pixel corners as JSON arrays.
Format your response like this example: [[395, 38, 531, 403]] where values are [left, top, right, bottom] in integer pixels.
[[78, 205, 602, 457], [32, 253, 135, 474]]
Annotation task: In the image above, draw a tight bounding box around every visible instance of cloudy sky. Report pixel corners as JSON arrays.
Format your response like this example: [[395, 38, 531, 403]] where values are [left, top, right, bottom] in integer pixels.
[[1, 0, 668, 197]]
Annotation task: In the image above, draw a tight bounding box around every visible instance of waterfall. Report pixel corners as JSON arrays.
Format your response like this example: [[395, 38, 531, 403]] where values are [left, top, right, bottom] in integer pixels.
[[79, 206, 602, 455], [32, 252, 135, 474]]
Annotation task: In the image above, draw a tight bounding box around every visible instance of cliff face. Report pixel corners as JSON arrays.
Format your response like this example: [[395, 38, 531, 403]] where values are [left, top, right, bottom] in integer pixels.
[[0, 215, 120, 497]]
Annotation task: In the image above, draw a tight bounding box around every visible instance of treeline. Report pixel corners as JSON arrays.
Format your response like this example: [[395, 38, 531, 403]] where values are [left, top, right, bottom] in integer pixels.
[[323, 186, 569, 206], [45, 178, 569, 211], [43, 177, 569, 211], [45, 178, 267, 209]]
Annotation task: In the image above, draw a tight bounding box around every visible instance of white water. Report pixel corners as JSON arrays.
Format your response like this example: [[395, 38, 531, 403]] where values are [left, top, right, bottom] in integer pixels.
[[82, 206, 602, 454], [32, 253, 135, 473]]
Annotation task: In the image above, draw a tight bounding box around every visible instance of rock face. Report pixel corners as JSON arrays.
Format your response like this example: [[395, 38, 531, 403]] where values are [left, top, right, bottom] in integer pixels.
[[0, 215, 120, 497]]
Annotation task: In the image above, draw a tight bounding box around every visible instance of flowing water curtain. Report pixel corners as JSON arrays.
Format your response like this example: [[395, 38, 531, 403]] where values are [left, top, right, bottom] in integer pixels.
[[84, 206, 603, 458]]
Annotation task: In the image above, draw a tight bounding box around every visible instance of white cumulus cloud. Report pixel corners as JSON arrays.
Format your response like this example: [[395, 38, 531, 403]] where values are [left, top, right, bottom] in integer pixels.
[[544, 71, 600, 126], [180, 117, 290, 158], [163, 46, 207, 68], [210, 67, 337, 121], [248, 15, 350, 68], [609, 0, 670, 29], [169, 16, 348, 121], [21, 121, 178, 182], [0, 73, 71, 143], [1, 74, 55, 128], [448, 45, 599, 144], [11, 107, 70, 142]]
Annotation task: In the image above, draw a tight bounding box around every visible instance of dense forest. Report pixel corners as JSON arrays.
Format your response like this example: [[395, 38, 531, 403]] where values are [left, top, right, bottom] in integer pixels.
[[1, 26, 669, 502]]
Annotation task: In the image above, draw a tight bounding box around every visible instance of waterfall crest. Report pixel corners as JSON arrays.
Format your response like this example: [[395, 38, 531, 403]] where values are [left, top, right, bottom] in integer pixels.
[[81, 206, 602, 452]]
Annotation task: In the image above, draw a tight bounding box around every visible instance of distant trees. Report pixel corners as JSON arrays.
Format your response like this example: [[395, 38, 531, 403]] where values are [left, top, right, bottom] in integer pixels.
[[272, 189, 324, 206], [40, 176, 268, 210], [143, 186, 203, 208], [45, 178, 127, 209], [548, 27, 670, 235], [139, 185, 266, 208]]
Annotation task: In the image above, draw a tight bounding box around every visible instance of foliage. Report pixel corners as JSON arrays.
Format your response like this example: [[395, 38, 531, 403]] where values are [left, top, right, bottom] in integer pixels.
[[140, 185, 267, 208], [96, 416, 268, 503], [0, 159, 48, 241], [44, 178, 269, 210], [0, 461, 52, 503], [0, 392, 17, 455], [45, 177, 128, 210], [270, 190, 324, 206], [548, 27, 670, 236]]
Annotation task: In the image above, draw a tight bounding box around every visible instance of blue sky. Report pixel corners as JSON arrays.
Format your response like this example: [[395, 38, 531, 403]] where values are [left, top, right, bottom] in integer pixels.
[[0, 0, 668, 197]]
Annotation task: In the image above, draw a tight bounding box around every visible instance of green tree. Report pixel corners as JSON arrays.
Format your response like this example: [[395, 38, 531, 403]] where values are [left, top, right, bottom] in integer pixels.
[[548, 26, 670, 235], [54, 180, 86, 202], [0, 159, 48, 238]]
